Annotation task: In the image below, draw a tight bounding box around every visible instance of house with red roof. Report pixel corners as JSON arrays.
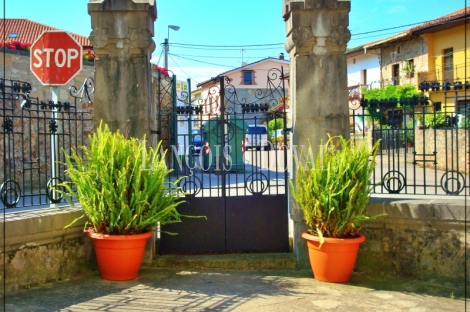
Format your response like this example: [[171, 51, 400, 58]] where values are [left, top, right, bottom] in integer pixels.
[[2, 18, 91, 48]]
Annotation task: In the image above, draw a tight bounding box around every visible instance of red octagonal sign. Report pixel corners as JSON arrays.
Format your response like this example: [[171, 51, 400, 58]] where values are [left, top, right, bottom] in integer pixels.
[[30, 31, 83, 86]]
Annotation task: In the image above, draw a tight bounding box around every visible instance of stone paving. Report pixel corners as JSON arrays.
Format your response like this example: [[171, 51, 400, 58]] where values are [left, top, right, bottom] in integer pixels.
[[4, 268, 467, 311]]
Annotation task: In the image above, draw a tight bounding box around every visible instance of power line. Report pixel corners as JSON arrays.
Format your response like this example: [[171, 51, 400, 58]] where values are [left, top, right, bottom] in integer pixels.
[[351, 21, 427, 36], [170, 42, 284, 48], [171, 54, 234, 68], [154, 46, 164, 66], [165, 17, 458, 51], [170, 53, 289, 60], [168, 44, 285, 51], [168, 55, 201, 84]]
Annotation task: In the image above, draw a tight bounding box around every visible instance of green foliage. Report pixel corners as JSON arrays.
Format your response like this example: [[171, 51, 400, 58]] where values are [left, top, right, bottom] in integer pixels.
[[395, 84, 420, 103], [290, 136, 386, 245], [424, 112, 446, 128], [268, 118, 285, 141], [460, 116, 468, 128], [402, 60, 414, 75], [363, 84, 421, 126], [60, 123, 184, 235], [363, 84, 420, 104]]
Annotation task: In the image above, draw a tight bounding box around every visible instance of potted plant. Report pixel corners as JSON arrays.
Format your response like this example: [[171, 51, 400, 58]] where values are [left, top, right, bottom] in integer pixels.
[[60, 122, 184, 281], [290, 135, 385, 282], [402, 61, 414, 78]]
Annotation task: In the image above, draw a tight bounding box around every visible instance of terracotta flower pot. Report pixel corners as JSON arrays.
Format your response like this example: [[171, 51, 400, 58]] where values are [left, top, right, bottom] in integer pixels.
[[302, 231, 366, 283], [88, 231, 152, 281]]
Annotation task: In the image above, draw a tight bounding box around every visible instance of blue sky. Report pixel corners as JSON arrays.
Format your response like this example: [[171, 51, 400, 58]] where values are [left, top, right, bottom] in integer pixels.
[[2, 0, 467, 88]]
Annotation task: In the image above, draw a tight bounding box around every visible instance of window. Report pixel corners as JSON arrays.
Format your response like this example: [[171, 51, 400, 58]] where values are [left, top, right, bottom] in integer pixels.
[[361, 69, 367, 85], [243, 71, 254, 85], [457, 100, 469, 117], [396, 46, 401, 54], [443, 48, 453, 81], [392, 64, 400, 85], [434, 102, 442, 112], [404, 59, 414, 78]]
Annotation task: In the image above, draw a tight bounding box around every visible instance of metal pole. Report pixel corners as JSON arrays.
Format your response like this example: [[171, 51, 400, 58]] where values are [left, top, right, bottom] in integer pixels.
[[164, 38, 169, 70], [187, 78, 193, 168], [50, 86, 60, 207]]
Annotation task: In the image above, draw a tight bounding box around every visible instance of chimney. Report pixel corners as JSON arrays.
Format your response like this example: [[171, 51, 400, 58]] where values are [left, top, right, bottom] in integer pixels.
[[278, 53, 285, 60]]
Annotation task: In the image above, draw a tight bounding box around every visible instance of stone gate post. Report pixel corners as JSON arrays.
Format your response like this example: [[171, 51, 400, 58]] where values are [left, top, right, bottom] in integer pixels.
[[88, 0, 157, 141], [283, 0, 351, 268]]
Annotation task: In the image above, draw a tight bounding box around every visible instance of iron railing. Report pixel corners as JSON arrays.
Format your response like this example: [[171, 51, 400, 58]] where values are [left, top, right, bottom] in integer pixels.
[[1, 78, 94, 211], [350, 88, 469, 196]]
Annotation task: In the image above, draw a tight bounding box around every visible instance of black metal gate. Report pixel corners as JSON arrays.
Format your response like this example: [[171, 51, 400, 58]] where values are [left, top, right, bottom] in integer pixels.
[[1, 78, 93, 210], [156, 68, 289, 253]]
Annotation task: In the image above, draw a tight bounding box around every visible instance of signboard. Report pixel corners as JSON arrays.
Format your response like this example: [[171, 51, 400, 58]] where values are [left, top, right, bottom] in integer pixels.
[[30, 31, 83, 85]]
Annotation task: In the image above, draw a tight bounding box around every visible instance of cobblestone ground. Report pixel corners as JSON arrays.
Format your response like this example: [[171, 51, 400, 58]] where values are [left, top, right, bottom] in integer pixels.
[[4, 268, 467, 311]]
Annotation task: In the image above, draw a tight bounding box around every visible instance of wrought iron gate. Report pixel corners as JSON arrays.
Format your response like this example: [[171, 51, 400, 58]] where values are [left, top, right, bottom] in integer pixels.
[[1, 78, 93, 210], [156, 68, 290, 253], [350, 85, 469, 196]]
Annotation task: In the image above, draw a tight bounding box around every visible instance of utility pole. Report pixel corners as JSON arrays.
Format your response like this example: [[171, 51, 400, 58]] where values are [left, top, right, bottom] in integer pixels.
[[165, 25, 180, 70], [164, 38, 169, 70]]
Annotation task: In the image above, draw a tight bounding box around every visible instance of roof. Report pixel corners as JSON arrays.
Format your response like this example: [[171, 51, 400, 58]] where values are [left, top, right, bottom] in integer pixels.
[[363, 31, 409, 49], [2, 19, 91, 48], [345, 45, 364, 55], [362, 6, 469, 49], [197, 57, 290, 87], [410, 6, 469, 34]]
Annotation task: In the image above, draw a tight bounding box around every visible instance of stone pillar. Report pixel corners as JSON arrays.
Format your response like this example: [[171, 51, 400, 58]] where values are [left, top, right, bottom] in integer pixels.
[[283, 0, 351, 268], [88, 0, 157, 262], [88, 0, 157, 141]]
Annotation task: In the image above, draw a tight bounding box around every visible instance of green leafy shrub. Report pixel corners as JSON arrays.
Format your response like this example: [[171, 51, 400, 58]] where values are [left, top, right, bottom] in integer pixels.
[[60, 123, 184, 235], [268, 118, 285, 142], [290, 135, 385, 245], [424, 112, 446, 128], [362, 84, 420, 102]]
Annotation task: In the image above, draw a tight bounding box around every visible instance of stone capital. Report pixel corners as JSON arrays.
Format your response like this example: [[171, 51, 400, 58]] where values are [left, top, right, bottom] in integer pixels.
[[88, 0, 156, 58], [284, 0, 350, 56]]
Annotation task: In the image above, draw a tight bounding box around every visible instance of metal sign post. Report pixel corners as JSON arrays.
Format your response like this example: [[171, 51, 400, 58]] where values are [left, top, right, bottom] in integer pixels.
[[50, 87, 60, 206], [30, 31, 83, 206]]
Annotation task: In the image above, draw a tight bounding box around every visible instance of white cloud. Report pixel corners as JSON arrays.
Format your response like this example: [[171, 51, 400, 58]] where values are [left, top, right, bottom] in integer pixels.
[[387, 5, 407, 14]]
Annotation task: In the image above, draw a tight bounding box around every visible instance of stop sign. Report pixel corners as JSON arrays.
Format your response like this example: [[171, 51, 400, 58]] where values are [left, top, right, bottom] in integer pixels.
[[30, 31, 83, 85]]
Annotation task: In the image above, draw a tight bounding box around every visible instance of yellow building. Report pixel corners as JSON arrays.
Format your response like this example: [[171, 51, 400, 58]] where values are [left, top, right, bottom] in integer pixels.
[[413, 7, 470, 120], [362, 6, 469, 126]]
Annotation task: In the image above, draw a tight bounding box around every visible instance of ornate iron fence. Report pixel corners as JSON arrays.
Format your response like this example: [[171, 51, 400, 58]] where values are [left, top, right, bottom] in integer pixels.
[[1, 78, 94, 210], [350, 89, 469, 196]]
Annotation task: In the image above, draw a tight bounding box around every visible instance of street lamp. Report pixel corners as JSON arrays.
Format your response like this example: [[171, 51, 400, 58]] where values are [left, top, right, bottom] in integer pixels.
[[164, 25, 180, 70]]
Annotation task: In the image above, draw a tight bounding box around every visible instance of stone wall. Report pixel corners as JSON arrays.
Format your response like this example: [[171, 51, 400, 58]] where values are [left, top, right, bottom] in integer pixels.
[[2, 198, 467, 292], [414, 128, 467, 172], [0, 206, 94, 291], [357, 197, 469, 283], [380, 36, 428, 87], [0, 205, 156, 292]]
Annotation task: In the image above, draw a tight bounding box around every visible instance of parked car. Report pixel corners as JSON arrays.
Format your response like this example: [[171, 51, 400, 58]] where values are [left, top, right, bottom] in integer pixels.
[[192, 129, 203, 154], [245, 124, 269, 151]]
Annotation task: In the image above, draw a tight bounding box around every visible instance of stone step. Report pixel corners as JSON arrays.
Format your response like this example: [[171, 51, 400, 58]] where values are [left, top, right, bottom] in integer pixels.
[[151, 253, 298, 270]]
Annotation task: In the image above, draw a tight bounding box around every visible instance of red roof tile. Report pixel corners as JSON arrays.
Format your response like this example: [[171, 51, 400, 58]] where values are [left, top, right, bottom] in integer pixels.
[[363, 6, 469, 48], [409, 6, 469, 33], [2, 18, 91, 48]]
